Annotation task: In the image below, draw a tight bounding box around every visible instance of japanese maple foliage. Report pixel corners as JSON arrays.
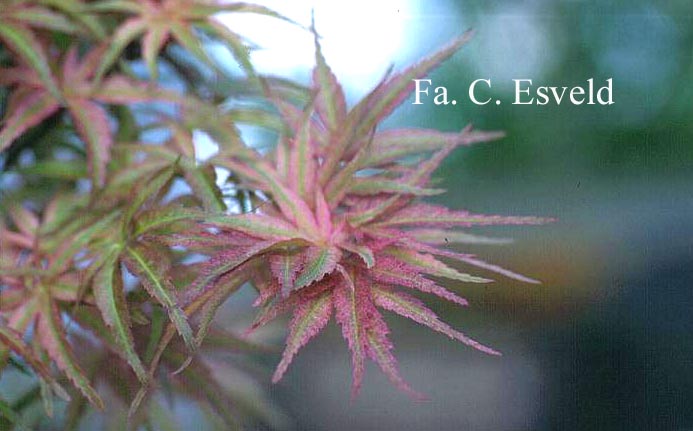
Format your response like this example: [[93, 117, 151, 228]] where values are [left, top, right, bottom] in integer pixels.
[[0, 1, 549, 429], [179, 28, 551, 399]]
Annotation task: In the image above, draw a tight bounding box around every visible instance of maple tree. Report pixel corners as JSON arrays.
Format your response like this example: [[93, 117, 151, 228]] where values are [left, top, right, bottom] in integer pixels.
[[0, 1, 550, 429]]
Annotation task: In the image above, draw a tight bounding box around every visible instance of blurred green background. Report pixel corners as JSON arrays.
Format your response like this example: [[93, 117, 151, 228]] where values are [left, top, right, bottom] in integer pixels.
[[230, 1, 693, 430]]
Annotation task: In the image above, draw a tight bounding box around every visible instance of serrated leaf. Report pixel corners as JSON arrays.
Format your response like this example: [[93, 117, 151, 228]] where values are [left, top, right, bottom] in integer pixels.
[[370, 256, 469, 306], [93, 17, 147, 82], [272, 292, 332, 382], [364, 321, 425, 400], [288, 106, 316, 202], [93, 251, 147, 382], [312, 24, 346, 131], [36, 289, 104, 409], [0, 323, 69, 400], [134, 205, 202, 237], [0, 20, 61, 99], [270, 252, 299, 297], [181, 164, 226, 212], [340, 244, 375, 268], [95, 75, 186, 104], [386, 248, 491, 283], [171, 265, 251, 376], [365, 128, 505, 167], [350, 31, 474, 141], [205, 214, 304, 241], [191, 239, 291, 295], [294, 246, 340, 290], [122, 164, 176, 229], [0, 90, 60, 152], [50, 211, 121, 273], [372, 286, 500, 356], [333, 278, 365, 398], [372, 204, 553, 229], [66, 98, 113, 187], [408, 229, 513, 245], [349, 177, 444, 196], [211, 154, 319, 233], [124, 245, 194, 351]]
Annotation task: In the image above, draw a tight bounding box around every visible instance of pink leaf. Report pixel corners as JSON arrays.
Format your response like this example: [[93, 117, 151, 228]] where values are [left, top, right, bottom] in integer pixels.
[[364, 310, 427, 400], [373, 204, 553, 229], [0, 89, 59, 152], [366, 127, 505, 167], [333, 276, 366, 398], [370, 256, 469, 307], [37, 293, 104, 409], [314, 188, 333, 238], [205, 213, 305, 241], [66, 98, 113, 187], [349, 31, 474, 141], [294, 246, 341, 290], [272, 292, 332, 382], [372, 285, 500, 356], [385, 247, 491, 283], [312, 27, 347, 132], [287, 108, 316, 202]]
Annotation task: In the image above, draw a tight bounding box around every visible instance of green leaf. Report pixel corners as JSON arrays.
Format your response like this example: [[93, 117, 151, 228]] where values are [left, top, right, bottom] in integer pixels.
[[66, 98, 113, 187], [408, 229, 513, 245], [211, 154, 319, 232], [387, 248, 491, 283], [94, 17, 147, 82], [49, 211, 121, 273], [142, 24, 169, 81], [134, 205, 203, 237], [0, 20, 61, 99], [8, 6, 79, 34], [340, 244, 375, 268], [349, 178, 444, 196], [93, 250, 148, 382], [16, 160, 87, 180], [371, 286, 500, 356], [366, 128, 505, 167], [311, 23, 346, 131], [294, 246, 340, 290], [205, 214, 304, 241], [334, 279, 365, 398], [51, 212, 119, 271], [122, 163, 176, 231], [197, 19, 255, 76], [350, 30, 474, 140], [170, 266, 251, 376], [169, 22, 214, 70], [36, 289, 104, 409], [0, 90, 60, 153], [124, 245, 194, 351], [0, 323, 69, 401], [181, 164, 226, 213], [89, 0, 144, 13], [272, 292, 332, 382]]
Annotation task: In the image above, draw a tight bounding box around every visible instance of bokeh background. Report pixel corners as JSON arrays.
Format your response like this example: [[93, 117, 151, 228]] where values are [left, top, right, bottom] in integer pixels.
[[218, 1, 693, 430]]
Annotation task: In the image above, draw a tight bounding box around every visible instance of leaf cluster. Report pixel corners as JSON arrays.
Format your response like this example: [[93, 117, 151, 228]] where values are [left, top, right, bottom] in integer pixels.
[[0, 2, 550, 429]]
